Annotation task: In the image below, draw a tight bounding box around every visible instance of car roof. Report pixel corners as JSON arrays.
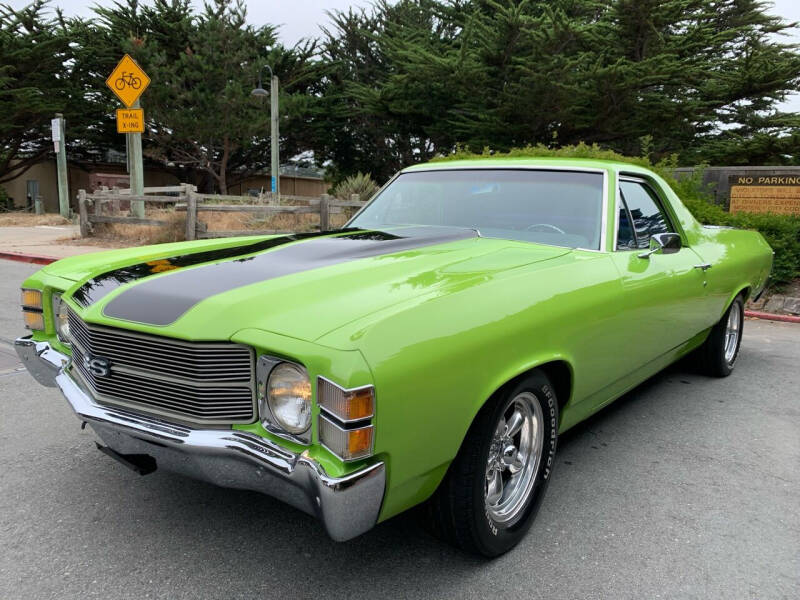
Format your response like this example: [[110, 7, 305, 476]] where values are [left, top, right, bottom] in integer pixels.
[[401, 157, 655, 176]]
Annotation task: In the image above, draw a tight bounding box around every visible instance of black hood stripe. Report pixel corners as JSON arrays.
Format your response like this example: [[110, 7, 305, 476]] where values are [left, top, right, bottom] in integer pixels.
[[96, 227, 477, 326], [71, 230, 338, 308]]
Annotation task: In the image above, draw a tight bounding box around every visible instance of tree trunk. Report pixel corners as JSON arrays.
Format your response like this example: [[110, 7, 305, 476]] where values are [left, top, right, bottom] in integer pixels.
[[218, 136, 230, 195], [218, 170, 227, 195]]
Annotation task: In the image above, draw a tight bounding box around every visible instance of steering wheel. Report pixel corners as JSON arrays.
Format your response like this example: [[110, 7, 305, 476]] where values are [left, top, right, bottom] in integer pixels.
[[526, 223, 566, 235]]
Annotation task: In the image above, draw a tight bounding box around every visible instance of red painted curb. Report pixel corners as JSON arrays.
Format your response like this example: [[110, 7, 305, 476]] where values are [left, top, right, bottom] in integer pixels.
[[0, 251, 57, 265], [745, 310, 800, 323]]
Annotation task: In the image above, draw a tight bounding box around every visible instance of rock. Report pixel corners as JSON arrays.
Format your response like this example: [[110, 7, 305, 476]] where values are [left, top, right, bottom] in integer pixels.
[[763, 294, 785, 314], [783, 297, 800, 315]]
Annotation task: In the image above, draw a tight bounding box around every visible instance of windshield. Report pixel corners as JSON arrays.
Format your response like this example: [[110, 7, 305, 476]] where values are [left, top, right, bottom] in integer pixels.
[[349, 169, 605, 250]]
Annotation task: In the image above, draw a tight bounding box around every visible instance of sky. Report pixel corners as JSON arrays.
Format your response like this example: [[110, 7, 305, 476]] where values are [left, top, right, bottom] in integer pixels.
[[11, 0, 800, 111]]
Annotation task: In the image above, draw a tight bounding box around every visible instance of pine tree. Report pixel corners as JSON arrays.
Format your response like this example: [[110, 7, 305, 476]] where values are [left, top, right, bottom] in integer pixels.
[[316, 0, 800, 174], [0, 1, 82, 183]]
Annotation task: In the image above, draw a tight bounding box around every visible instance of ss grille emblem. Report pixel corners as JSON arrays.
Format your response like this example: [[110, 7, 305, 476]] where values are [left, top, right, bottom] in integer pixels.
[[83, 354, 111, 377]]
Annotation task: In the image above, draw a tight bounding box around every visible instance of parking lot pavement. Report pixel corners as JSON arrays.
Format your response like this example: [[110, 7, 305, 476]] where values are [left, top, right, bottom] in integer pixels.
[[0, 258, 798, 600]]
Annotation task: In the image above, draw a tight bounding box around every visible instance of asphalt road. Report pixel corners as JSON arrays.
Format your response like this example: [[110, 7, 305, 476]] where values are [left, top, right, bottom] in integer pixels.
[[1, 259, 798, 600]]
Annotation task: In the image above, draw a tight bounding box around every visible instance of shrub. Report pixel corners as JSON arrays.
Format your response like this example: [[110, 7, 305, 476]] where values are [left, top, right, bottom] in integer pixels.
[[0, 186, 11, 211], [332, 172, 379, 202], [436, 144, 800, 287]]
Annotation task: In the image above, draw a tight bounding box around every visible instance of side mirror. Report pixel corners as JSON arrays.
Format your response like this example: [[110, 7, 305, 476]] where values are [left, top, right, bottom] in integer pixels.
[[638, 232, 682, 259]]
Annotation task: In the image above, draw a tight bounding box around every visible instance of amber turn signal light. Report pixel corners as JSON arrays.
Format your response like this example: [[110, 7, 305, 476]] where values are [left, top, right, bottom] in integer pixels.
[[347, 426, 373, 457], [23, 311, 45, 330], [318, 377, 374, 422], [318, 415, 374, 462], [21, 288, 43, 310]]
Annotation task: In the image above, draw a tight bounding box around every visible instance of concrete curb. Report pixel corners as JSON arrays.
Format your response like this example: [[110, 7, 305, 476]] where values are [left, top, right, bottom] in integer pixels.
[[0, 251, 57, 265], [745, 310, 800, 324]]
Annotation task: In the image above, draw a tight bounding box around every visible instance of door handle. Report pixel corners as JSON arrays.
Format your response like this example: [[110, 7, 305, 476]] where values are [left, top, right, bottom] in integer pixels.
[[694, 263, 712, 271]]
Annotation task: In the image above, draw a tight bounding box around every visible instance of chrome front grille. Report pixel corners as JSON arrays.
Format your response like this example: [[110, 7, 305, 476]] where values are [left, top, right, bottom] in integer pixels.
[[68, 309, 255, 424]]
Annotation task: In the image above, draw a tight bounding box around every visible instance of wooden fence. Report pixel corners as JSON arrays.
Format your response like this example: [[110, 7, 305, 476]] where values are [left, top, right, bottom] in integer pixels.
[[78, 184, 367, 241]]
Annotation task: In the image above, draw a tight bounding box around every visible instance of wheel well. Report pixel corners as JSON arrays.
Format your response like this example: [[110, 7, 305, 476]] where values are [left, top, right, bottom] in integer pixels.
[[437, 360, 574, 496], [494, 360, 573, 417], [537, 360, 572, 415], [723, 286, 750, 317]]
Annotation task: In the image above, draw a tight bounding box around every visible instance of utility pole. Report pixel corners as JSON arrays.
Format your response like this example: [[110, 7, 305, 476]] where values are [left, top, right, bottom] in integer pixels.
[[252, 67, 280, 202], [128, 99, 145, 218], [54, 114, 70, 218], [270, 74, 280, 201]]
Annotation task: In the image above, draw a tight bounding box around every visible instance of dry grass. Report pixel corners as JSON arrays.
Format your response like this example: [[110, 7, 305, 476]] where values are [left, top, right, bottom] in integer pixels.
[[0, 213, 72, 227], [90, 207, 186, 246], [201, 206, 351, 234]]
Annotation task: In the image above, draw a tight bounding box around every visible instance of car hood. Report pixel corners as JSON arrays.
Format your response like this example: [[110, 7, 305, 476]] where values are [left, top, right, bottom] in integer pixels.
[[65, 228, 570, 344]]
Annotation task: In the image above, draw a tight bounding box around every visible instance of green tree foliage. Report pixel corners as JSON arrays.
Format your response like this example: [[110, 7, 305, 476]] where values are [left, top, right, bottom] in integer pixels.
[[312, 0, 466, 183], [0, 1, 84, 183], [2, 0, 799, 195], [68, 0, 319, 193], [316, 0, 800, 179], [141, 1, 320, 193], [134, 0, 277, 194], [65, 0, 197, 162]]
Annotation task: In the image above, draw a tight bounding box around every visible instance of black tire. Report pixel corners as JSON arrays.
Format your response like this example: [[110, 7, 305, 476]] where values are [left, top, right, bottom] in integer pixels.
[[425, 370, 558, 557], [695, 294, 745, 377]]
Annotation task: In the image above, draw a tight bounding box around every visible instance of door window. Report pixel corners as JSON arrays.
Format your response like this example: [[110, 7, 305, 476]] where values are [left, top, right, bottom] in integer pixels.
[[618, 180, 673, 250]]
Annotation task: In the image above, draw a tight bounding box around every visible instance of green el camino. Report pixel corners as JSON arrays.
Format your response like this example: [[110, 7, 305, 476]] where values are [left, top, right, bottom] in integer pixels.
[[16, 158, 772, 556]]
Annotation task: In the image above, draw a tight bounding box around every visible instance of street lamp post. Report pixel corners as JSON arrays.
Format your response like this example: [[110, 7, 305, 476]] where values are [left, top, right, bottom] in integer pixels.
[[251, 65, 280, 201]]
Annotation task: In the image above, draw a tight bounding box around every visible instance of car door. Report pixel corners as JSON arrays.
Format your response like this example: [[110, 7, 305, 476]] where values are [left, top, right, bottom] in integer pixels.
[[609, 176, 711, 366]]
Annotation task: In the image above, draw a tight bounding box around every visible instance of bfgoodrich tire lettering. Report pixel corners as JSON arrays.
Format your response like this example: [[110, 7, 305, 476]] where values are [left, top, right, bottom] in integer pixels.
[[426, 370, 558, 557]]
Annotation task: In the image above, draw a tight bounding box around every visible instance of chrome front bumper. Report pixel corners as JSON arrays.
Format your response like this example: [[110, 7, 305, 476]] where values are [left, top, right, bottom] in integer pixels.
[[14, 336, 386, 541], [14, 336, 68, 387]]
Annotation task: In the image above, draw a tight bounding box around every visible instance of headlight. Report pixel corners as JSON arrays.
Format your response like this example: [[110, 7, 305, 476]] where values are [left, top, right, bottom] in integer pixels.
[[52, 294, 71, 343], [263, 362, 312, 435], [21, 288, 44, 330]]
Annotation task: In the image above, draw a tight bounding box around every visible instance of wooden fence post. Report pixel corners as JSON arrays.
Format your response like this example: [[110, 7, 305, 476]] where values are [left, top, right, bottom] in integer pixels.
[[111, 191, 120, 214], [185, 188, 197, 241], [350, 194, 360, 203], [319, 194, 331, 231], [78, 190, 89, 237]]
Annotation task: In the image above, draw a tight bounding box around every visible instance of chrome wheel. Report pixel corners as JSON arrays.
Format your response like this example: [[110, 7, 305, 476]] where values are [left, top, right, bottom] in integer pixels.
[[724, 302, 742, 364], [484, 391, 544, 527]]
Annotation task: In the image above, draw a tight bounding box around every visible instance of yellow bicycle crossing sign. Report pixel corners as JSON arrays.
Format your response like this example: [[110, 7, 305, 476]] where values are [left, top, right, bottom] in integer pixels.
[[106, 54, 150, 108]]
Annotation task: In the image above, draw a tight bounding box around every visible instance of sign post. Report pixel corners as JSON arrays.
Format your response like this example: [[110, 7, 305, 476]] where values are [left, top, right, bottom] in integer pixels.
[[106, 54, 150, 218], [270, 75, 280, 201], [128, 100, 145, 217], [52, 114, 70, 218]]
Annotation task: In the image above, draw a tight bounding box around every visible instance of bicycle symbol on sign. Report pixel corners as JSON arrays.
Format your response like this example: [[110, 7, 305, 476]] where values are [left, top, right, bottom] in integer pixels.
[[114, 71, 142, 91]]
